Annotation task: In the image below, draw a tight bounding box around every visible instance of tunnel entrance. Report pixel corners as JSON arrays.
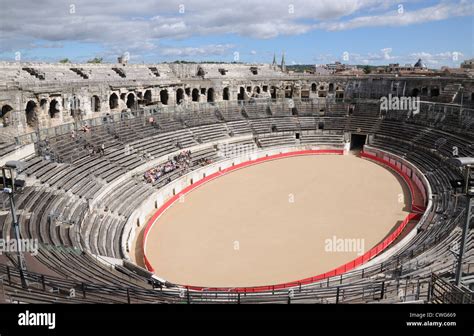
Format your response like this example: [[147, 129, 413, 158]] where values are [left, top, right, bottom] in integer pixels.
[[350, 134, 367, 151]]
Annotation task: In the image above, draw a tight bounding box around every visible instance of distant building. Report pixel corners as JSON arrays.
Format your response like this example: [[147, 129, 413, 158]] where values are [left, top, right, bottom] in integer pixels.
[[387, 59, 428, 74], [314, 62, 357, 75], [461, 59, 474, 69]]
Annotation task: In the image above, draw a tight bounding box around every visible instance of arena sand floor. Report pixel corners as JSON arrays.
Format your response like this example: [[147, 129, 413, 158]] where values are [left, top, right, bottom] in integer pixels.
[[140, 154, 411, 288]]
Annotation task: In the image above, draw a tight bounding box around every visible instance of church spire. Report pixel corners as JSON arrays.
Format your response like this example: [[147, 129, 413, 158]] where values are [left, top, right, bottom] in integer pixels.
[[272, 52, 277, 67], [281, 51, 286, 72]]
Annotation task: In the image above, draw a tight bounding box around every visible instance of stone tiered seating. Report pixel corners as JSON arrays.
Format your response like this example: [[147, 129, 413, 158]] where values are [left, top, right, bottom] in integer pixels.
[[0, 98, 472, 304], [300, 132, 344, 147], [226, 120, 252, 136], [257, 133, 296, 148], [271, 117, 299, 132], [346, 102, 381, 133], [217, 105, 245, 121], [248, 118, 273, 134], [243, 103, 271, 119], [190, 124, 229, 143]]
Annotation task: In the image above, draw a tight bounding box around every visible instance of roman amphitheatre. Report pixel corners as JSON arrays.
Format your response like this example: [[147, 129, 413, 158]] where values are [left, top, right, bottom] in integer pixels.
[[0, 60, 472, 303]]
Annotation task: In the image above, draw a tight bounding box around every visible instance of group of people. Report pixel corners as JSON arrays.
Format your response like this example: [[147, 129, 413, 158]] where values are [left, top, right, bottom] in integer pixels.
[[144, 150, 192, 184], [84, 142, 105, 157], [196, 157, 213, 167]]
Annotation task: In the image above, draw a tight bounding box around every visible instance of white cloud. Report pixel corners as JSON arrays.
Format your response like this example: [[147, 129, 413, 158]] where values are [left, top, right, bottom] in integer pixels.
[[0, 0, 471, 60], [160, 44, 235, 57]]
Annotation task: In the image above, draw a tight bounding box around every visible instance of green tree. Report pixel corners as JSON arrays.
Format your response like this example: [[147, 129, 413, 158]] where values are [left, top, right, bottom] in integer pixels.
[[363, 65, 372, 74], [87, 57, 103, 64], [59, 58, 70, 64]]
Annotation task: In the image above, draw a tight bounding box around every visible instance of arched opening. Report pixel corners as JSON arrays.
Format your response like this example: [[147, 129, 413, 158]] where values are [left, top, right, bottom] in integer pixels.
[[25, 100, 38, 128], [271, 86, 277, 99], [311, 83, 317, 92], [223, 87, 230, 101], [1, 105, 13, 127], [237, 87, 246, 101], [126, 93, 136, 109], [285, 86, 292, 98], [109, 93, 119, 110], [411, 88, 420, 97], [160, 90, 169, 105], [144, 90, 152, 105], [40, 98, 48, 109], [431, 87, 440, 97], [176, 88, 184, 105], [328, 83, 334, 92], [49, 99, 60, 118], [192, 88, 200, 102], [207, 88, 214, 103], [255, 86, 261, 94], [421, 87, 428, 95], [91, 95, 100, 112], [197, 67, 205, 76]]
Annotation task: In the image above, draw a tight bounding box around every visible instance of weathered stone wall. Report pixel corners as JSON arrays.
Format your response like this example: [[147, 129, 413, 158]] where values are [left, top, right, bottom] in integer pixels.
[[0, 62, 473, 133]]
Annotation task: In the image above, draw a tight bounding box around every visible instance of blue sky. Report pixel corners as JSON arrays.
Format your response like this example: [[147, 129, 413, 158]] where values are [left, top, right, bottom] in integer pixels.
[[0, 0, 472, 67]]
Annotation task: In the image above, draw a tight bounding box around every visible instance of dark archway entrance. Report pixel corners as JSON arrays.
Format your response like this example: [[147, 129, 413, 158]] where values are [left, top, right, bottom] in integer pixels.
[[49, 99, 60, 118], [223, 87, 230, 101], [25, 101, 38, 128], [192, 89, 200, 102], [126, 93, 136, 109], [237, 87, 245, 101], [144, 90, 152, 105], [91, 95, 100, 112], [160, 90, 169, 105], [1, 105, 13, 127], [207, 88, 215, 103], [176, 88, 184, 105], [109, 93, 119, 110]]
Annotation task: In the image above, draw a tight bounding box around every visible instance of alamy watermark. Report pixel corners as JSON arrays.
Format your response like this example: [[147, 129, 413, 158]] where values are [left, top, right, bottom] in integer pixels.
[[217, 143, 256, 158], [324, 236, 365, 256], [380, 94, 420, 115], [0, 237, 39, 256]]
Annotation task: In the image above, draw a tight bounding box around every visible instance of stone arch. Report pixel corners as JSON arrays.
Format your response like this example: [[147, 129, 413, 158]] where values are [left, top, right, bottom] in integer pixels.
[[91, 95, 101, 112], [270, 86, 277, 99], [126, 93, 136, 109], [192, 88, 200, 102], [176, 88, 184, 105], [40, 98, 48, 109], [328, 83, 334, 92], [109, 93, 119, 110], [311, 83, 317, 92], [237, 87, 246, 101], [207, 88, 215, 103], [223, 87, 230, 101], [160, 89, 169, 105], [1, 105, 13, 127], [411, 88, 420, 97], [144, 90, 152, 105], [25, 100, 38, 128], [49, 99, 61, 118], [254, 86, 261, 94], [430, 87, 440, 97], [197, 67, 205, 76]]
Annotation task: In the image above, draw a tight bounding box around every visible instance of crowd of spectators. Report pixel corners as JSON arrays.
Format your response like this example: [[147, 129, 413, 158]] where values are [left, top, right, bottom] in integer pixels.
[[144, 150, 192, 183]]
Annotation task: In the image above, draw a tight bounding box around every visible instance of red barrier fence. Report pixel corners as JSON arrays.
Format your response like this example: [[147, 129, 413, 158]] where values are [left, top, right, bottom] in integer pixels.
[[142, 149, 424, 293]]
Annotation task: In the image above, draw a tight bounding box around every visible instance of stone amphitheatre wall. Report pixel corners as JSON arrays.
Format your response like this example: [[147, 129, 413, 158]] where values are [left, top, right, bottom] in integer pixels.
[[0, 62, 473, 133]]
